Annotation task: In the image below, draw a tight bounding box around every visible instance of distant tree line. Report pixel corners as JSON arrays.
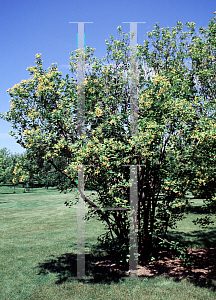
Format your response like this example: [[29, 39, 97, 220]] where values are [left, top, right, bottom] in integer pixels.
[[0, 147, 73, 192]]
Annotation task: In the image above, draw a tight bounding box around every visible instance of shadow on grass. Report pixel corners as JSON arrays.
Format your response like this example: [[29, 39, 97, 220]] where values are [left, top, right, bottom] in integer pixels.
[[0, 190, 32, 194], [36, 248, 128, 285], [167, 228, 216, 249], [186, 203, 210, 214], [0, 186, 59, 194], [0, 192, 26, 194], [36, 236, 216, 290]]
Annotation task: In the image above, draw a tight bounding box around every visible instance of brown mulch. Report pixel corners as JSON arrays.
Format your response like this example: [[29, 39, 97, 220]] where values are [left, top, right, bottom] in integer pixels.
[[93, 247, 216, 286]]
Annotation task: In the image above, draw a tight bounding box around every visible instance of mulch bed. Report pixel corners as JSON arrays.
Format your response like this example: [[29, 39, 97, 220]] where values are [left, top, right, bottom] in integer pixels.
[[93, 247, 216, 286]]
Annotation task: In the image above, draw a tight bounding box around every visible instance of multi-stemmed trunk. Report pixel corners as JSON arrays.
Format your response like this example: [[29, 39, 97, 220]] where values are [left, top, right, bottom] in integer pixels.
[[104, 159, 163, 265], [137, 160, 158, 264]]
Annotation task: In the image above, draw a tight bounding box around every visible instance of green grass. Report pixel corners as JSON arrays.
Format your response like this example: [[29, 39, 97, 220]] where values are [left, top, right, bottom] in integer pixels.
[[167, 195, 216, 249], [0, 186, 216, 299]]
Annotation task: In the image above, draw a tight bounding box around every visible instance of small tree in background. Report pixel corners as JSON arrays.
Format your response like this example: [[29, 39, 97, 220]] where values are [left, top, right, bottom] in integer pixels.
[[0, 148, 24, 192], [0, 148, 11, 186]]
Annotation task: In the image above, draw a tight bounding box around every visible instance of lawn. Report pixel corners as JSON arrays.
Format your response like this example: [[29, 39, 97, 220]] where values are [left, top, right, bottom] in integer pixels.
[[0, 186, 215, 299]]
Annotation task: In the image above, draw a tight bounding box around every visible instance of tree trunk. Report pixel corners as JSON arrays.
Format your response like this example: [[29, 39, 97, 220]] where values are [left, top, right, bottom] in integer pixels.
[[140, 232, 153, 264], [138, 162, 156, 264]]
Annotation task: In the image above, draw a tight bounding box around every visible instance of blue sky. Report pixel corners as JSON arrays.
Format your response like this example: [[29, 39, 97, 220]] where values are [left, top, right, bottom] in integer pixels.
[[0, 0, 215, 154]]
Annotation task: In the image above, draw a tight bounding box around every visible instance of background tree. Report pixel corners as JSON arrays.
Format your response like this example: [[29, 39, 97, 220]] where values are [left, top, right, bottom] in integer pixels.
[[0, 148, 11, 185], [1, 13, 216, 263], [0, 147, 71, 191], [0, 148, 24, 192]]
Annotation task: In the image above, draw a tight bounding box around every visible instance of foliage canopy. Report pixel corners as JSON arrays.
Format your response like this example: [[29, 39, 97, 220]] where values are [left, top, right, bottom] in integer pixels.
[[1, 13, 216, 262]]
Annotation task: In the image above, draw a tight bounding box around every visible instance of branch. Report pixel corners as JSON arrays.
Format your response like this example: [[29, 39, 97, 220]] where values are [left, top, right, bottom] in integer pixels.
[[46, 170, 56, 174], [79, 188, 117, 233], [153, 235, 174, 246], [49, 159, 115, 231], [49, 160, 71, 179]]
